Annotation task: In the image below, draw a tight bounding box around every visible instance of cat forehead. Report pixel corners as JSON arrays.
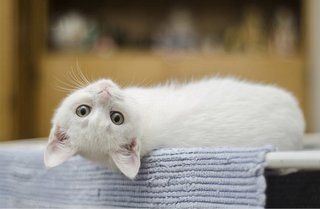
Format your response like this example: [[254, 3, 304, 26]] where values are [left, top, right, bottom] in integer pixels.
[[64, 90, 92, 105], [86, 79, 118, 91], [84, 79, 123, 96], [58, 79, 124, 109]]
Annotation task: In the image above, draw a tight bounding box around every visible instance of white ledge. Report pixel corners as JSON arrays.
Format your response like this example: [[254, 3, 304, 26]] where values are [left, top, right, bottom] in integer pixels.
[[266, 151, 320, 169]]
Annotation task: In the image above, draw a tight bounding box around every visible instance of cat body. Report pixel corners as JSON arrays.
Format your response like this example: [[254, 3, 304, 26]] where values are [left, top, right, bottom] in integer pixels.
[[44, 77, 305, 179]]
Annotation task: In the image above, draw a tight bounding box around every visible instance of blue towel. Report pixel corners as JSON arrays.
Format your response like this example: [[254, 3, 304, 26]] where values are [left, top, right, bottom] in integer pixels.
[[0, 146, 272, 208]]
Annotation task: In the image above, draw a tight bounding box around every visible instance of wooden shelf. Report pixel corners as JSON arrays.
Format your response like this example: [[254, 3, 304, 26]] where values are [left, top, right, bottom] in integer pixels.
[[41, 51, 303, 84], [41, 51, 304, 98]]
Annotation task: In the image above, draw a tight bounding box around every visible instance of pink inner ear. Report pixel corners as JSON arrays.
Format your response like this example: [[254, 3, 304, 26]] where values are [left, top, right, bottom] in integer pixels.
[[44, 127, 75, 168], [122, 138, 137, 152], [54, 126, 69, 142], [110, 138, 141, 179]]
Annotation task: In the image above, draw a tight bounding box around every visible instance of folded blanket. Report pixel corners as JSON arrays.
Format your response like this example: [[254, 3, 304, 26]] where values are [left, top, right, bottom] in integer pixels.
[[0, 146, 272, 208]]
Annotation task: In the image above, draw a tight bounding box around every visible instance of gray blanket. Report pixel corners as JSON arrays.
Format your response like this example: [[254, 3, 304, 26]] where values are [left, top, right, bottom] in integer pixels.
[[0, 146, 272, 208]]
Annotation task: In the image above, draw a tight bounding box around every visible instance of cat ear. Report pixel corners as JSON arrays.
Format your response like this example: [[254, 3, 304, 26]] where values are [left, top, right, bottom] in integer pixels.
[[110, 139, 141, 179], [44, 127, 76, 168]]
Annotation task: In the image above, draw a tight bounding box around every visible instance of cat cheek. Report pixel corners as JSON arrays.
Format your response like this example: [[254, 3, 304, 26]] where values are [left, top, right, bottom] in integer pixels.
[[81, 119, 89, 128]]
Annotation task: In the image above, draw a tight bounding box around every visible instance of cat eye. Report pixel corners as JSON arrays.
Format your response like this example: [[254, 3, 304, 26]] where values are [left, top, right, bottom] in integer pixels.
[[76, 105, 91, 117], [110, 111, 124, 125]]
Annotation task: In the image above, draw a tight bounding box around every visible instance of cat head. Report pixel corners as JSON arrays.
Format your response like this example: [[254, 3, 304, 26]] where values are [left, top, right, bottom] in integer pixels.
[[44, 79, 141, 179]]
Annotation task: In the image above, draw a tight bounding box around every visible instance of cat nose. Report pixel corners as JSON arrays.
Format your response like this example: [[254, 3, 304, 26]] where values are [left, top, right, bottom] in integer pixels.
[[98, 88, 110, 99], [95, 79, 115, 100]]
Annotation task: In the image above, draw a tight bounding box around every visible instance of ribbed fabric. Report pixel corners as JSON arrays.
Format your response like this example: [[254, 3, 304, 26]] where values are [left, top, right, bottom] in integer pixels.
[[0, 146, 272, 208]]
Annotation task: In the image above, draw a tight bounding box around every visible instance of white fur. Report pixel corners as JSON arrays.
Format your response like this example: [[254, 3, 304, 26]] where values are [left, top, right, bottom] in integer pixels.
[[44, 77, 305, 179]]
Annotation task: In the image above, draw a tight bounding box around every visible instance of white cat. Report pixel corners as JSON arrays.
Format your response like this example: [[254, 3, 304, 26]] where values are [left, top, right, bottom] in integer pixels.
[[44, 77, 305, 179]]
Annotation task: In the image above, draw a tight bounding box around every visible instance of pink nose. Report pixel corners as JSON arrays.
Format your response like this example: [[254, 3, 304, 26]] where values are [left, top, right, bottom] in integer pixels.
[[98, 88, 110, 99]]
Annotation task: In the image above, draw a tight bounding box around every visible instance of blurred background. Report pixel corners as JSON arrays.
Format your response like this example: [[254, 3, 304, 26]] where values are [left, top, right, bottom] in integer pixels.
[[0, 0, 319, 140]]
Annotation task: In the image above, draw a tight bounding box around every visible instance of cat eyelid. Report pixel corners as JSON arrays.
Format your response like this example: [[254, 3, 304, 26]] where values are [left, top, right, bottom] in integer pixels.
[[110, 106, 121, 113], [74, 102, 92, 108], [75, 102, 93, 106], [110, 106, 126, 116]]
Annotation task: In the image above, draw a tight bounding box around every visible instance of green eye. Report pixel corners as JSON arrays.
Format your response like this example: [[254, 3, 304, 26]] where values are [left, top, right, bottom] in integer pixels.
[[76, 105, 91, 117], [110, 111, 124, 125]]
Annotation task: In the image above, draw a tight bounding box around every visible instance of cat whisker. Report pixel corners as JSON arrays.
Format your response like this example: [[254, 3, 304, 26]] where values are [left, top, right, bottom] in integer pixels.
[[55, 65, 90, 92], [68, 67, 87, 88], [54, 85, 77, 93], [69, 67, 83, 87], [76, 61, 90, 85], [68, 64, 91, 88], [54, 76, 81, 93]]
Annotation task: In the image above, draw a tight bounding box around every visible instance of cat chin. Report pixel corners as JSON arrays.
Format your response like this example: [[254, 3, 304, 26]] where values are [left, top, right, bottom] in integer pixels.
[[78, 151, 111, 166]]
